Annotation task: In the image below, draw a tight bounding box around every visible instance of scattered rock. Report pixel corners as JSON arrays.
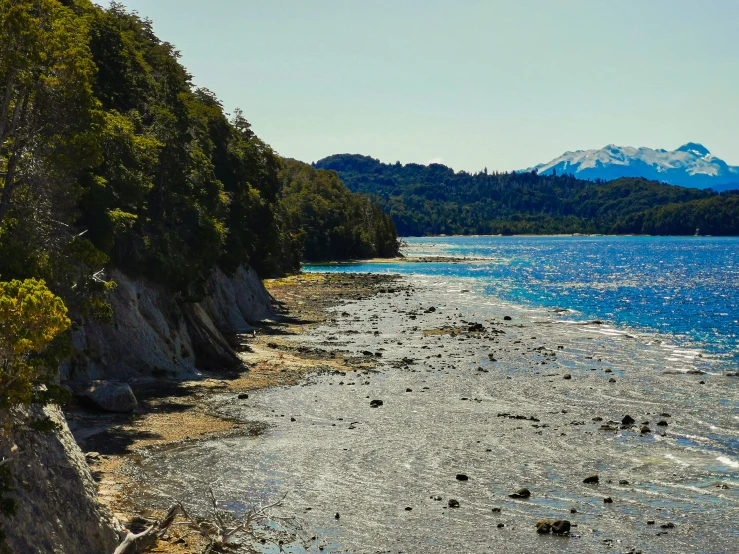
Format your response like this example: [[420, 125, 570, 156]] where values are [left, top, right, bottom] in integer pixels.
[[570, 507, 577, 513], [238, 393, 249, 399], [448, 499, 460, 508], [563, 374, 572, 380], [583, 474, 599, 484], [430, 495, 442, 501], [503, 316, 512, 321], [85, 452, 101, 463], [369, 399, 383, 408], [456, 473, 469, 481], [619, 479, 630, 485], [656, 420, 669, 426], [404, 507, 412, 511], [405, 388, 412, 392], [603, 497, 613, 504], [78, 381, 138, 413], [608, 377, 617, 383], [622, 415, 635, 425], [660, 522, 675, 529], [334, 512, 340, 519], [552, 520, 571, 535], [491, 507, 501, 513], [497, 523, 505, 528], [509, 488, 531, 499], [536, 519, 553, 534], [640, 425, 651, 434], [536, 519, 570, 535]]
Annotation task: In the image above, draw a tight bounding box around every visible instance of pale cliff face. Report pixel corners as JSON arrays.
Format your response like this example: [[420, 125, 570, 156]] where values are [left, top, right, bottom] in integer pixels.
[[0, 405, 119, 553]]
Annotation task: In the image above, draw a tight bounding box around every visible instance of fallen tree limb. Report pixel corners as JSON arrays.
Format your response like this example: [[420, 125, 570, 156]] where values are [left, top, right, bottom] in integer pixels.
[[113, 504, 180, 554]]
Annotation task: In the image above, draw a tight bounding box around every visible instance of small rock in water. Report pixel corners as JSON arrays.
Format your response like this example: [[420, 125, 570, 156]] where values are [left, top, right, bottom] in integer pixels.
[[552, 520, 571, 535], [456, 473, 469, 481], [563, 374, 572, 380], [660, 522, 675, 529], [536, 519, 553, 534], [640, 425, 651, 434], [570, 507, 577, 513], [491, 507, 502, 513], [583, 474, 599, 484], [504, 316, 512, 321], [334, 512, 340, 519], [603, 497, 614, 504], [509, 488, 531, 499], [656, 420, 669, 426], [497, 523, 505, 528], [622, 415, 635, 425], [619, 479, 630, 485], [238, 393, 249, 399], [405, 388, 412, 392], [369, 399, 383, 408], [448, 499, 460, 508], [608, 378, 617, 383], [404, 507, 412, 511]]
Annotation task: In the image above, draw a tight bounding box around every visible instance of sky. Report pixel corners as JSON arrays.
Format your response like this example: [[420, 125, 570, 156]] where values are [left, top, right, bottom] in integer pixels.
[[118, 0, 739, 172]]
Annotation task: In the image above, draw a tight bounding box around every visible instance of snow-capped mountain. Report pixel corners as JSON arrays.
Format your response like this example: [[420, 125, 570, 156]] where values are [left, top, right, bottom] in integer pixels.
[[529, 143, 739, 191]]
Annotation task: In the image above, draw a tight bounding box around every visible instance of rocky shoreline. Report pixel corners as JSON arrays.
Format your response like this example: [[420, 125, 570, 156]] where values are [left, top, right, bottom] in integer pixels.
[[68, 272, 399, 553], [129, 269, 738, 553], [63, 268, 739, 553]]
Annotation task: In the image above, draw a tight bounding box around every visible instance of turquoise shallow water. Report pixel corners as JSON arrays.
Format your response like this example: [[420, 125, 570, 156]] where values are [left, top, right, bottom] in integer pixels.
[[307, 236, 739, 372]]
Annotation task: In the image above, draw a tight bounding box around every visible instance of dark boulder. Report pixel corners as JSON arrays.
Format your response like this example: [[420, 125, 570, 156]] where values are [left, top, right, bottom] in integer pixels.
[[509, 487, 531, 499]]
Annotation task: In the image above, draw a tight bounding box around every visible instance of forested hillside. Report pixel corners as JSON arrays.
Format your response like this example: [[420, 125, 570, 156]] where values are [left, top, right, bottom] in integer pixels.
[[315, 154, 739, 236], [0, 2, 397, 409]]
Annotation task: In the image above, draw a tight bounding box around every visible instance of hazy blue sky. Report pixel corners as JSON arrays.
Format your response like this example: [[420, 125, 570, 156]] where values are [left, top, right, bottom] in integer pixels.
[[119, 0, 738, 171]]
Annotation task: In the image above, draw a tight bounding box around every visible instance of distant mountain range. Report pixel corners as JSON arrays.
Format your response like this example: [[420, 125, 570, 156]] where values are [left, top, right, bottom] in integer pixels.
[[528, 143, 739, 191]]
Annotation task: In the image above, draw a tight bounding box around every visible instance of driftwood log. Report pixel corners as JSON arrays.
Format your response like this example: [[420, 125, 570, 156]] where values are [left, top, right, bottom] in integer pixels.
[[113, 504, 180, 554]]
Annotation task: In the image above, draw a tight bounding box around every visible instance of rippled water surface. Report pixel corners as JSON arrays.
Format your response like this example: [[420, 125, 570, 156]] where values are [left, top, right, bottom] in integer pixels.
[[310, 236, 739, 371], [141, 237, 739, 553]]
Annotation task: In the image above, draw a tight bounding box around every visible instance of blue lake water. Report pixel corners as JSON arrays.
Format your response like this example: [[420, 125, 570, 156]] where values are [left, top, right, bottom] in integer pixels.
[[306, 236, 739, 372]]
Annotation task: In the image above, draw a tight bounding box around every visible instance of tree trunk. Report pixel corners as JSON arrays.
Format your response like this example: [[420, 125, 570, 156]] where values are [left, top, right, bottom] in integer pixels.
[[0, 69, 16, 142], [0, 151, 19, 225]]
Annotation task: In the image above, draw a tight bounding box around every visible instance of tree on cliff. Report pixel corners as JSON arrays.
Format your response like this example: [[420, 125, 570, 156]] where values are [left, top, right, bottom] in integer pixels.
[[0, 0, 101, 226], [0, 278, 70, 409]]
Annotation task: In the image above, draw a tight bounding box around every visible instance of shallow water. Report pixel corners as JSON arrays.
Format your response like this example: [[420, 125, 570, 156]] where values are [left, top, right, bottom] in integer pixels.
[[140, 256, 739, 553], [312, 236, 739, 373]]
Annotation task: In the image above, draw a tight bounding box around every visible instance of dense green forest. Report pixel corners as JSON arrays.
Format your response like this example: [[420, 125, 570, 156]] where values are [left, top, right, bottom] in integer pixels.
[[0, 1, 399, 289], [279, 160, 398, 261], [0, 1, 397, 409], [315, 154, 739, 236]]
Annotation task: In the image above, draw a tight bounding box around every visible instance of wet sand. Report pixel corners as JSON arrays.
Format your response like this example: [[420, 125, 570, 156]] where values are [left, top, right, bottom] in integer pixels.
[[77, 271, 739, 553]]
